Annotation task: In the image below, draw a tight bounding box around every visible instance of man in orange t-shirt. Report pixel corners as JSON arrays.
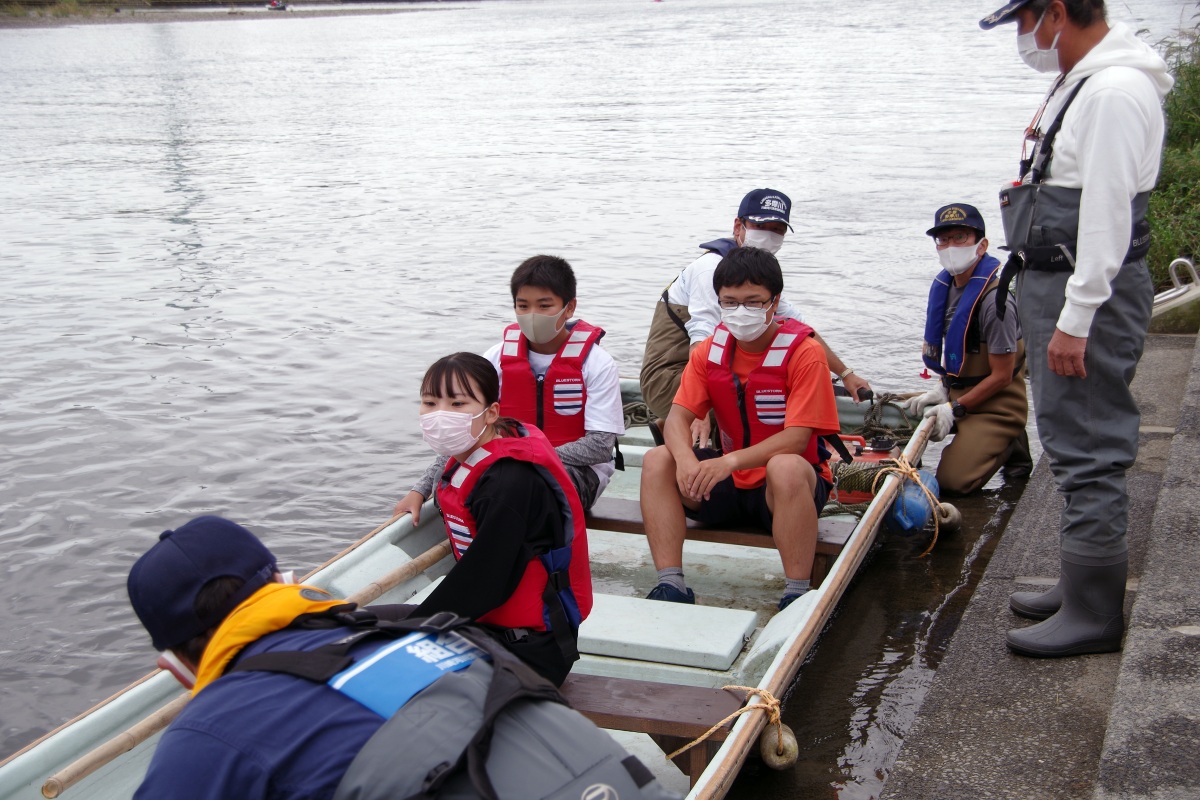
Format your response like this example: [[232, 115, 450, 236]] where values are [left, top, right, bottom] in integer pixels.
[[640, 247, 840, 611]]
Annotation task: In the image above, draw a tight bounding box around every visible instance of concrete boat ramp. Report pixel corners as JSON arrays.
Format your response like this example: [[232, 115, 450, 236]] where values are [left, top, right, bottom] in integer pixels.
[[880, 332, 1200, 800]]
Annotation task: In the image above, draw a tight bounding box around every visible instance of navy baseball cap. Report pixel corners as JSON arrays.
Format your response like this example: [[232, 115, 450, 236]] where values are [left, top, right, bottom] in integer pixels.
[[128, 516, 277, 651], [926, 203, 986, 237], [979, 0, 1035, 29], [737, 189, 793, 231]]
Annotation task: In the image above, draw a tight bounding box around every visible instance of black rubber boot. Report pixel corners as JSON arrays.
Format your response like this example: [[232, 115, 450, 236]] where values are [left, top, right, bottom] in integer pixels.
[[1006, 553, 1127, 658], [1010, 579, 1062, 620]]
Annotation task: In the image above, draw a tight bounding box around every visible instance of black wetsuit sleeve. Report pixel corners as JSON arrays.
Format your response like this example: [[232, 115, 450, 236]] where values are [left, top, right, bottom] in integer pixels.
[[413, 458, 561, 621]]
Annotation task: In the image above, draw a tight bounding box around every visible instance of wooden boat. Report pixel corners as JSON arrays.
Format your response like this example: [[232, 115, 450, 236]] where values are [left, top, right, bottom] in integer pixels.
[[0, 383, 929, 800]]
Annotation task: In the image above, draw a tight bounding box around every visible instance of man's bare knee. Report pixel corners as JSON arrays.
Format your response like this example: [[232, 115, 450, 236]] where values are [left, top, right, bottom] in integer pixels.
[[643, 445, 677, 477], [765, 454, 815, 492]]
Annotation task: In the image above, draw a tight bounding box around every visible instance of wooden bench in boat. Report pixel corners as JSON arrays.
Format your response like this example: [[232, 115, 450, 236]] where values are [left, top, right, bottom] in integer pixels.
[[560, 673, 745, 785], [570, 594, 763, 783], [585, 496, 856, 588]]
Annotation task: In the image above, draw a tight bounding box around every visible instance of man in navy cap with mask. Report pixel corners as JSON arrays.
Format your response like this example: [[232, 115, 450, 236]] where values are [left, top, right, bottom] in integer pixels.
[[902, 203, 1030, 495], [979, 0, 1172, 658], [640, 188, 871, 446]]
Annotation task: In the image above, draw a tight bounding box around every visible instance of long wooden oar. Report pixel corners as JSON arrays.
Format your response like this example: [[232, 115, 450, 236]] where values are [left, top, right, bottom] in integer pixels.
[[39, 537, 451, 798]]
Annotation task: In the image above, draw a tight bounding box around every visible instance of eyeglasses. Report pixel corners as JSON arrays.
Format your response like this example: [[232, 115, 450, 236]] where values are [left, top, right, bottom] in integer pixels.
[[933, 231, 976, 247], [718, 297, 775, 311]]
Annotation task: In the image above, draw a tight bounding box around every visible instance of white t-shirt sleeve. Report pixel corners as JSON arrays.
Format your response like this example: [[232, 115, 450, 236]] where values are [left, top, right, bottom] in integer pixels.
[[775, 295, 805, 323], [682, 254, 723, 344], [582, 346, 626, 435], [482, 341, 504, 391]]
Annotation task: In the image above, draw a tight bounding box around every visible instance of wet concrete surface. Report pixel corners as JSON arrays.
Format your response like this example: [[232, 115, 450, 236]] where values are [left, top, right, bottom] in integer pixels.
[[881, 334, 1200, 800]]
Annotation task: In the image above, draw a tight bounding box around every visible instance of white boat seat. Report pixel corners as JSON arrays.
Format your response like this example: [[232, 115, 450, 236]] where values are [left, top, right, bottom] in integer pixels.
[[406, 583, 757, 671], [578, 594, 757, 671]]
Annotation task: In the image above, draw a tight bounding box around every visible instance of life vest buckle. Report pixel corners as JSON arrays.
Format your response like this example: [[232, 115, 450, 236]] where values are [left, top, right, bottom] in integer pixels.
[[417, 611, 468, 633]]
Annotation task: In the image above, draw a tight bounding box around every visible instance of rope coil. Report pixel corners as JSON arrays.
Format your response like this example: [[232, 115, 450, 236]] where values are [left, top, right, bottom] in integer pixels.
[[665, 685, 786, 760], [858, 392, 916, 440], [623, 400, 651, 430], [870, 454, 942, 557]]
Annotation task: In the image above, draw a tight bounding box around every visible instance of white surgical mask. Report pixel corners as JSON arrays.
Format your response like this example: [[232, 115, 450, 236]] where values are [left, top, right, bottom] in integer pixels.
[[721, 305, 772, 341], [516, 306, 568, 344], [1017, 10, 1061, 73], [741, 228, 785, 254], [938, 244, 981, 276], [157, 650, 197, 690], [420, 409, 487, 456]]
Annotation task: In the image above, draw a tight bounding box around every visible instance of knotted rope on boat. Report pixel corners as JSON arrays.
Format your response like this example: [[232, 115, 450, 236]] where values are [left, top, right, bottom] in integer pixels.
[[870, 454, 942, 558], [665, 685, 786, 760], [623, 400, 651, 430], [857, 391, 918, 440], [823, 458, 883, 518]]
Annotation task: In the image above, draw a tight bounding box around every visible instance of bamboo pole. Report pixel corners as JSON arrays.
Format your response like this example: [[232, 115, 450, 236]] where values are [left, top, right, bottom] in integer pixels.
[[39, 537, 452, 798], [2, 513, 416, 776], [40, 696, 189, 799], [691, 419, 935, 800], [346, 540, 451, 606]]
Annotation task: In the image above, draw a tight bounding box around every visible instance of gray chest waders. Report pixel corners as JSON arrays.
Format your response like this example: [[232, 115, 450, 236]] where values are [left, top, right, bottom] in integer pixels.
[[994, 77, 1152, 319]]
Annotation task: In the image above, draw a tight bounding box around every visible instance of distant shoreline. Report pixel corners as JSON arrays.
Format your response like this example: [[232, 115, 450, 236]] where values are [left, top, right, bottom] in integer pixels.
[[0, 2, 471, 29]]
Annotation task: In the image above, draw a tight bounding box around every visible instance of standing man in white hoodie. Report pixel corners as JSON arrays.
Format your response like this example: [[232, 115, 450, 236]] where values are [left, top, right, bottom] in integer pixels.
[[980, 0, 1173, 657]]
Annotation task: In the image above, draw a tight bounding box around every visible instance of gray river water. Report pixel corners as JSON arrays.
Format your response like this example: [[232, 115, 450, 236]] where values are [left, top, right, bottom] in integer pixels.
[[1, 0, 1193, 795]]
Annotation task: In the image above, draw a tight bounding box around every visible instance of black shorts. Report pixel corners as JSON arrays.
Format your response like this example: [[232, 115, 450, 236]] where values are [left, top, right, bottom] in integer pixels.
[[683, 448, 832, 531]]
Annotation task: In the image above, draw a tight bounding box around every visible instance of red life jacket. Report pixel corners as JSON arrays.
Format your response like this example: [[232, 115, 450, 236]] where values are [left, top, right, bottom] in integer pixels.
[[435, 423, 592, 636], [705, 318, 822, 465], [498, 320, 605, 447]]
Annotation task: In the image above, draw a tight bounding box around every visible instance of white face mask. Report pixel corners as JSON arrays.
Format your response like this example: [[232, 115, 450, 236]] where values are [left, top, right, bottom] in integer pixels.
[[1017, 10, 1061, 73], [157, 650, 197, 690], [938, 244, 981, 276], [516, 306, 568, 345], [721, 305, 772, 341], [741, 228, 785, 254], [420, 409, 487, 456]]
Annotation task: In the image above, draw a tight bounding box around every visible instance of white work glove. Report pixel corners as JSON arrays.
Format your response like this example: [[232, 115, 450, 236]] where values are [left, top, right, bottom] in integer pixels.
[[923, 402, 954, 442], [901, 383, 948, 416]]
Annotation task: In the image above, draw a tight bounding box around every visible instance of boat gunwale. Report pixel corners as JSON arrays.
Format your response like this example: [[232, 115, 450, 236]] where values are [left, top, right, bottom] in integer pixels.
[[687, 417, 934, 799]]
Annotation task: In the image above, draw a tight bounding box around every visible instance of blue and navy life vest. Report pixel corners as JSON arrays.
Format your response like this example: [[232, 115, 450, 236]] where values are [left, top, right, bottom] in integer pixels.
[[922, 254, 1002, 377], [698, 237, 738, 257]]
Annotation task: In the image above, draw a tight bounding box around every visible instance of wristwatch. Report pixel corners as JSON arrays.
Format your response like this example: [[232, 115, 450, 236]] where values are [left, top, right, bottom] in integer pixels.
[[951, 401, 968, 419]]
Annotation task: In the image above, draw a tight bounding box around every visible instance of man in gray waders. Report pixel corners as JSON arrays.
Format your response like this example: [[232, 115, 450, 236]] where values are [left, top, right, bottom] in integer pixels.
[[979, 0, 1172, 657], [127, 515, 680, 800]]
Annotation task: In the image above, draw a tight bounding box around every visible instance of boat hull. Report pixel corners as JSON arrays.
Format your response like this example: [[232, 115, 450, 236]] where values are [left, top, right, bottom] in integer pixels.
[[0, 387, 932, 800]]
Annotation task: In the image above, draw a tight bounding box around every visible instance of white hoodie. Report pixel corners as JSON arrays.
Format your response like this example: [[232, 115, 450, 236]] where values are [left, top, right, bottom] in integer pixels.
[[1034, 22, 1174, 337]]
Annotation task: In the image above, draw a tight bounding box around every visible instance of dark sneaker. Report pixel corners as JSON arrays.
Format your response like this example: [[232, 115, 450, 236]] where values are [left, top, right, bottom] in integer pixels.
[[778, 591, 807, 611], [646, 583, 696, 604]]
